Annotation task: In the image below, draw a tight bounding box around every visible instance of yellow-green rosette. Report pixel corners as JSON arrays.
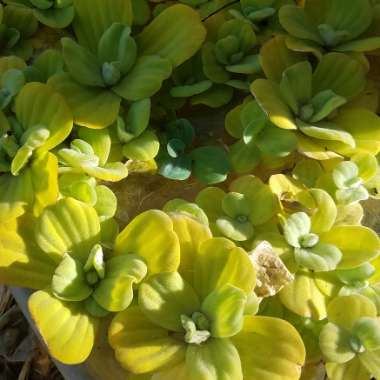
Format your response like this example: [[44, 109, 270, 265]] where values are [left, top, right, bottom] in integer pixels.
[[109, 236, 306, 380]]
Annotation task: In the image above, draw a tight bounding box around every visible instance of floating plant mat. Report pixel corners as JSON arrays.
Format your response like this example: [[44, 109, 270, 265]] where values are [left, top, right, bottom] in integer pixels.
[[9, 194, 380, 380], [3, 1, 380, 380]]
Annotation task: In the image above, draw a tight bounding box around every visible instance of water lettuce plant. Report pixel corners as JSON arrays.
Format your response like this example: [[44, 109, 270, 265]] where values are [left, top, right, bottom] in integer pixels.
[[48, 0, 206, 129], [226, 98, 297, 173], [279, 0, 380, 57], [196, 175, 277, 242], [109, 236, 306, 379], [158, 118, 230, 184], [0, 198, 181, 363], [320, 295, 380, 380], [202, 18, 261, 90], [4, 0, 74, 28], [57, 127, 128, 182], [0, 82, 72, 222], [0, 1, 380, 379], [0, 3, 38, 59], [251, 36, 380, 160]]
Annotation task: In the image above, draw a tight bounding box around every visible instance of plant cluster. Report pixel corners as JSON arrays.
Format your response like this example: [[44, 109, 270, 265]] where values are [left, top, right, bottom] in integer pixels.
[[1, 1, 380, 380]]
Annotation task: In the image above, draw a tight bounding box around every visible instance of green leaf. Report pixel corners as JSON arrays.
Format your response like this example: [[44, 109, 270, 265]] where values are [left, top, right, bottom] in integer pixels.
[[194, 238, 255, 301], [171, 80, 212, 98], [353, 317, 380, 351], [15, 82, 73, 151], [202, 42, 230, 83], [280, 61, 312, 114], [131, 0, 150, 26], [62, 37, 104, 87], [336, 37, 380, 52], [250, 79, 297, 130], [120, 98, 151, 141], [28, 290, 95, 364], [108, 306, 186, 374], [137, 4, 206, 68], [232, 315, 306, 380], [35, 197, 101, 262], [333, 108, 380, 156], [333, 161, 360, 189], [33, 6, 74, 28], [293, 159, 323, 187], [229, 140, 261, 174], [226, 54, 261, 74], [186, 339, 243, 380], [294, 243, 342, 272], [326, 357, 371, 380], [299, 120, 356, 148], [114, 210, 180, 274], [202, 284, 246, 338], [139, 272, 200, 332], [279, 270, 329, 319], [279, 5, 321, 43], [240, 101, 267, 144], [319, 226, 380, 269], [319, 323, 355, 363], [123, 130, 159, 161], [216, 216, 254, 242], [256, 124, 297, 157], [312, 53, 366, 100], [2, 68, 24, 96], [259, 35, 306, 83], [327, 295, 377, 345], [94, 185, 117, 220], [112, 55, 172, 101], [358, 349, 380, 379], [78, 127, 111, 167], [310, 90, 347, 123], [324, 0, 372, 41], [97, 23, 137, 75], [52, 254, 92, 301], [192, 146, 229, 185], [195, 187, 225, 222], [30, 49, 64, 82], [93, 255, 147, 312], [283, 212, 311, 248], [0, 217, 56, 289], [295, 189, 337, 233], [352, 152, 378, 182], [230, 175, 277, 225], [159, 155, 192, 181], [48, 72, 121, 129], [73, 0, 133, 53]]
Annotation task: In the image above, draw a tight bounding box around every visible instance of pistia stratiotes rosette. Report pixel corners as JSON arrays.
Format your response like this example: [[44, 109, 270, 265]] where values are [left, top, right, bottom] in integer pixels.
[[316, 154, 380, 206], [0, 3, 38, 59], [0, 197, 181, 364], [228, 0, 296, 40], [4, 0, 74, 29], [319, 295, 380, 380], [202, 18, 262, 91], [260, 179, 380, 320], [48, 0, 206, 129], [226, 98, 298, 173], [279, 0, 380, 57], [112, 98, 160, 162], [0, 81, 73, 222], [157, 118, 230, 184], [167, 53, 236, 109], [195, 175, 278, 243], [109, 237, 306, 380], [251, 36, 380, 161], [57, 127, 128, 182]]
